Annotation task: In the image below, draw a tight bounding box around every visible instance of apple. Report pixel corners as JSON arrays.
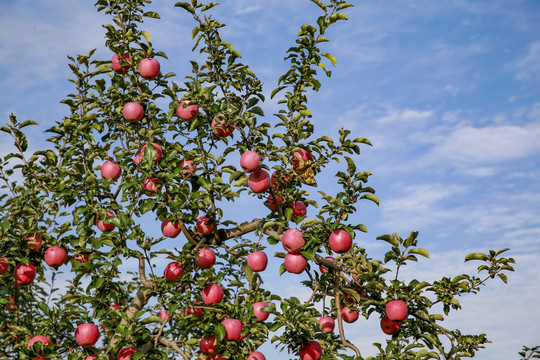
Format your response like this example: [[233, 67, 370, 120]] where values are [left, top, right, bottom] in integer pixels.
[[319, 256, 335, 274], [248, 169, 270, 193], [161, 218, 182, 238], [84, 356, 99, 360], [109, 303, 123, 311], [341, 306, 359, 323], [292, 148, 312, 171], [122, 102, 144, 122], [196, 215, 214, 235], [222, 318, 242, 340], [142, 176, 161, 196], [282, 228, 305, 253], [202, 283, 224, 305], [117, 347, 137, 360], [284, 253, 307, 274], [240, 150, 261, 172], [136, 143, 163, 164], [96, 211, 115, 232], [8, 297, 16, 310], [27, 335, 52, 349], [271, 170, 290, 190], [196, 247, 216, 269], [247, 351, 266, 360], [200, 336, 218, 354], [319, 316, 335, 333], [26, 234, 43, 251], [75, 323, 100, 348], [138, 58, 160, 80], [290, 201, 307, 220], [164, 261, 184, 282], [14, 263, 36, 285], [74, 254, 90, 263], [247, 251, 267, 272], [380, 316, 402, 335], [386, 300, 408, 321], [211, 114, 234, 137], [178, 159, 196, 178], [328, 229, 352, 253], [299, 340, 322, 360], [112, 53, 131, 74], [0, 256, 9, 274], [44, 246, 67, 268], [253, 301, 270, 322], [265, 194, 283, 211], [176, 101, 199, 121], [101, 160, 121, 181], [183, 303, 203, 317], [159, 309, 170, 322]]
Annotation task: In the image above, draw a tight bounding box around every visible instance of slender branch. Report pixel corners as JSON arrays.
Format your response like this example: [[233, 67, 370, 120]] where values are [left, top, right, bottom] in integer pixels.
[[159, 338, 190, 360], [411, 312, 456, 346], [136, 255, 154, 288], [333, 273, 361, 358]]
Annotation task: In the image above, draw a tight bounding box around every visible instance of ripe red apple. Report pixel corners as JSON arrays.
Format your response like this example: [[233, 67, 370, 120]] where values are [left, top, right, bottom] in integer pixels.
[[117, 347, 136, 360], [319, 256, 335, 274], [380, 316, 402, 335], [386, 300, 408, 321], [284, 253, 307, 274], [248, 169, 270, 193], [101, 160, 121, 181], [200, 336, 218, 354], [84, 356, 99, 360], [341, 306, 359, 323], [183, 303, 203, 317], [109, 303, 123, 311], [292, 148, 312, 171], [266, 194, 283, 211], [73, 254, 90, 263], [164, 261, 184, 282], [178, 159, 196, 178], [290, 201, 307, 220], [26, 234, 43, 251], [14, 263, 36, 285], [0, 256, 9, 274], [142, 176, 161, 196], [202, 283, 224, 305], [319, 316, 335, 333], [247, 251, 268, 272], [176, 101, 199, 121], [111, 53, 131, 74], [196, 215, 214, 235], [271, 170, 290, 191], [240, 150, 261, 172], [136, 143, 163, 164], [27, 335, 52, 349], [161, 218, 182, 238], [221, 318, 242, 340], [328, 229, 352, 253], [122, 102, 144, 122], [253, 301, 270, 322], [44, 246, 67, 268], [247, 351, 266, 360], [282, 228, 305, 253], [96, 211, 115, 232], [196, 247, 216, 269], [159, 309, 170, 322], [211, 114, 234, 137], [299, 340, 322, 360], [138, 58, 160, 80], [75, 323, 100, 348]]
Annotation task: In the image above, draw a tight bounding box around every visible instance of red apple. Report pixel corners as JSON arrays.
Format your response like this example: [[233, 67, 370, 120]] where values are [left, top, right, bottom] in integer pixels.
[[196, 216, 214, 235], [14, 263, 36, 285], [109, 303, 123, 311], [341, 306, 359, 323], [200, 336, 218, 354], [44, 247, 67, 268], [248, 169, 270, 193], [117, 347, 137, 360], [202, 283, 224, 305], [380, 316, 402, 335], [161, 218, 181, 238], [386, 300, 408, 321], [183, 303, 203, 317], [176, 101, 199, 121], [101, 160, 121, 181], [240, 150, 261, 172], [221, 318, 242, 340], [27, 335, 52, 349], [164, 261, 184, 282], [138, 58, 160, 80], [299, 340, 322, 360], [7, 297, 16, 310], [319, 256, 335, 274], [26, 234, 43, 251], [211, 114, 234, 137], [247, 351, 266, 360], [253, 301, 270, 322], [292, 148, 312, 171], [0, 256, 9, 274], [142, 176, 161, 196], [284, 253, 307, 274], [73, 254, 90, 264], [84, 356, 99, 360], [196, 247, 216, 269], [97, 211, 115, 232], [178, 159, 196, 178], [136, 143, 163, 164], [111, 53, 131, 74], [247, 251, 267, 272], [319, 316, 335, 333], [282, 228, 305, 253], [122, 102, 144, 122], [265, 194, 283, 211], [328, 229, 352, 253], [290, 201, 307, 220], [159, 309, 170, 322], [75, 323, 100, 348]]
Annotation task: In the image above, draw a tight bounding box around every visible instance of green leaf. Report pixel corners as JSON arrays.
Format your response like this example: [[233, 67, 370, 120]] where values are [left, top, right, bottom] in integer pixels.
[[407, 248, 430, 258], [345, 156, 356, 176], [197, 176, 212, 191], [377, 234, 399, 248], [143, 11, 160, 19], [141, 31, 151, 44], [321, 52, 337, 67], [464, 253, 488, 262], [360, 193, 379, 206], [250, 106, 265, 116], [310, 0, 326, 11]]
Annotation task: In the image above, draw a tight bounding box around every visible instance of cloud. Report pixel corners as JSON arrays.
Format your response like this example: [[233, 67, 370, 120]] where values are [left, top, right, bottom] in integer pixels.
[[514, 42, 540, 81]]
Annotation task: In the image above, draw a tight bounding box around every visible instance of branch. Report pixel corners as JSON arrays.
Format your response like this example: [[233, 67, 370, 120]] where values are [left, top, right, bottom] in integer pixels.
[[159, 337, 190, 360], [333, 273, 361, 358], [137, 255, 154, 288], [411, 311, 456, 346]]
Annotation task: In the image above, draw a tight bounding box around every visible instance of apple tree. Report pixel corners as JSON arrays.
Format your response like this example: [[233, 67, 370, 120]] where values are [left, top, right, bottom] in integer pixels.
[[0, 0, 516, 359]]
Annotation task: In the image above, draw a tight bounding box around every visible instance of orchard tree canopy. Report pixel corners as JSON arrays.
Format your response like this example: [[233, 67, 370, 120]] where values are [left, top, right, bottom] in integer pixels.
[[0, 0, 520, 359]]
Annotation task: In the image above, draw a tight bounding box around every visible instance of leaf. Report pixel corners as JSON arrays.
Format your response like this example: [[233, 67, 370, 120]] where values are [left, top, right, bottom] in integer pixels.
[[464, 253, 488, 262], [143, 11, 160, 19], [360, 193, 379, 206], [498, 273, 508, 283], [377, 234, 399, 248], [310, 0, 326, 11], [321, 52, 337, 67], [271, 86, 287, 99], [407, 248, 430, 258], [141, 31, 151, 44], [345, 156, 356, 176], [197, 176, 212, 191], [250, 106, 264, 116]]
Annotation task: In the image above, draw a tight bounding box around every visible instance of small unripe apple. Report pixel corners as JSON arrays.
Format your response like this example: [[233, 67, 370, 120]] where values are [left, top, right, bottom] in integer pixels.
[[159, 309, 170, 322], [14, 263, 36, 285], [138, 58, 160, 80], [142, 177, 161, 196], [248, 351, 266, 360], [117, 347, 137, 360], [101, 160, 121, 181], [196, 247, 216, 269], [221, 318, 242, 340], [122, 102, 144, 122], [247, 251, 268, 272], [319, 316, 335, 333], [319, 256, 335, 273], [265, 194, 283, 211], [136, 143, 163, 164], [380, 315, 402, 335], [164, 261, 184, 282], [341, 306, 359, 323], [0, 256, 9, 274], [284, 253, 307, 274], [176, 101, 199, 121], [96, 211, 115, 232], [44, 247, 67, 268], [282, 228, 305, 253], [199, 336, 218, 354], [211, 114, 234, 137], [196, 216, 214, 235], [240, 150, 261, 172], [27, 334, 52, 349], [328, 229, 352, 253], [178, 159, 196, 178], [161, 218, 181, 238], [299, 340, 322, 360], [253, 301, 270, 322], [248, 169, 270, 193], [292, 148, 312, 171], [75, 323, 100, 348], [111, 53, 131, 74], [290, 201, 307, 220], [385, 300, 408, 321], [202, 283, 224, 305], [26, 234, 43, 251]]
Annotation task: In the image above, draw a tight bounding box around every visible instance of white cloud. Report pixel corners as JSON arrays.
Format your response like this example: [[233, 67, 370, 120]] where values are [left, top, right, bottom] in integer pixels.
[[514, 42, 540, 81]]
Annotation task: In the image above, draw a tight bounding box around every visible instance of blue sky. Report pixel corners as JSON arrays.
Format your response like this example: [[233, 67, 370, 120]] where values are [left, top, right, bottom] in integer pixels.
[[1, 1, 539, 359]]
